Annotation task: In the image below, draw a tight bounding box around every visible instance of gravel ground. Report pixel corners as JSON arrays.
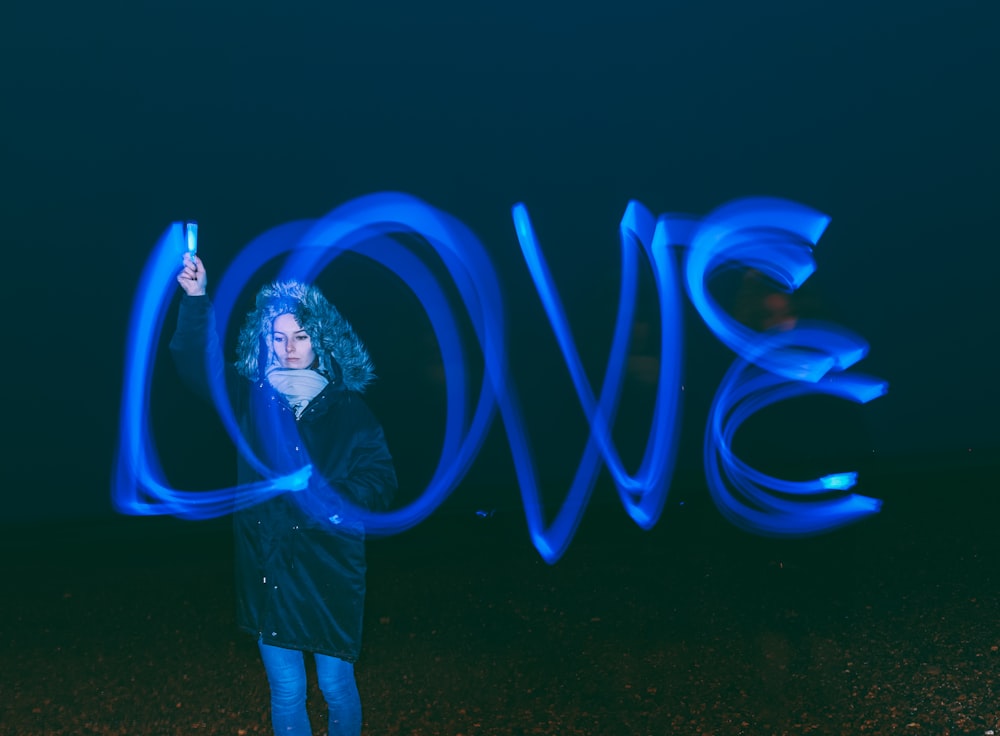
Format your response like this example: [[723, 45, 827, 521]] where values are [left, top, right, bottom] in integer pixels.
[[3, 463, 999, 736]]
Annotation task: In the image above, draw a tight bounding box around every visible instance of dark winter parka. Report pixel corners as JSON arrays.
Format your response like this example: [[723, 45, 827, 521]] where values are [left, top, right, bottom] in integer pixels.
[[170, 285, 397, 662]]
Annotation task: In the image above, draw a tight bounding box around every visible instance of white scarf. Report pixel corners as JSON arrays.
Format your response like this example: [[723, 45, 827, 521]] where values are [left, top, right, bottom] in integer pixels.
[[267, 368, 329, 418]]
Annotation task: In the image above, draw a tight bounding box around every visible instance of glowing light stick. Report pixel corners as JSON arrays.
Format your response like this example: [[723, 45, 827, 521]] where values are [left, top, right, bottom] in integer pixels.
[[184, 221, 198, 263]]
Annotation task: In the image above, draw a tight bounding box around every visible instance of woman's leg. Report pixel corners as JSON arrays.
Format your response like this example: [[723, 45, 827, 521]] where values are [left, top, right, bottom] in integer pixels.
[[257, 640, 312, 736], [314, 653, 361, 736]]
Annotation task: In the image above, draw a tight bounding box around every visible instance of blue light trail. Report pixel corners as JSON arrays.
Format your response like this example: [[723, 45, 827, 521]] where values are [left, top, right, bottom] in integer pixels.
[[114, 193, 886, 563]]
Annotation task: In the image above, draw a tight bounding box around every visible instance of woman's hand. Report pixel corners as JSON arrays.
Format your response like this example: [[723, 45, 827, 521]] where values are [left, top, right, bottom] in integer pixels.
[[177, 253, 207, 296]]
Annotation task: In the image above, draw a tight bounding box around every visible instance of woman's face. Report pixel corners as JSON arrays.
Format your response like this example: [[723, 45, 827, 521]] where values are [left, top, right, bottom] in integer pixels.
[[271, 313, 317, 369]]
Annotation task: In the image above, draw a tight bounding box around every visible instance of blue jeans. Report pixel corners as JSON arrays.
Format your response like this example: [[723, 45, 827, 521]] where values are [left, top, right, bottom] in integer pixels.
[[257, 640, 361, 736]]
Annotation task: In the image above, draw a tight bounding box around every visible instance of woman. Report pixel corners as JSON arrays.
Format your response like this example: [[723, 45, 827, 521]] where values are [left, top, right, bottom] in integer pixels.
[[171, 252, 397, 736]]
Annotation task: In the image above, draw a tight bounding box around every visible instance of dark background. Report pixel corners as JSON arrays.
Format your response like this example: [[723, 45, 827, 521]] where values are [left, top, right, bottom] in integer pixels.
[[1, 0, 997, 539]]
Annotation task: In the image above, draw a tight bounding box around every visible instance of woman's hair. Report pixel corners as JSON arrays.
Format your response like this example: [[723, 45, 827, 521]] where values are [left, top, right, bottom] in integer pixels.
[[234, 280, 375, 392]]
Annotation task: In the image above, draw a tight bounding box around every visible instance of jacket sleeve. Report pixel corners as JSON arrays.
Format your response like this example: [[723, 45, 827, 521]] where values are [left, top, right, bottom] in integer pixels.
[[168, 294, 227, 403], [341, 417, 398, 513], [294, 403, 397, 528]]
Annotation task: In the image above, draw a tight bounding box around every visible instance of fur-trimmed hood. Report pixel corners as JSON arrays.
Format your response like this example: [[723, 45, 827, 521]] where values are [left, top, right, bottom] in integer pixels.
[[235, 280, 375, 392]]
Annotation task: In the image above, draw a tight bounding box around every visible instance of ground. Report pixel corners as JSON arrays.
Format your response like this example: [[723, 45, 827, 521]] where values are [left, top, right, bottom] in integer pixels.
[[3, 462, 999, 735]]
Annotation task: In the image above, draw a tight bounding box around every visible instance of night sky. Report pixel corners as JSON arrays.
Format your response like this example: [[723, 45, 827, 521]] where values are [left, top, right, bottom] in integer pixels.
[[2, 0, 997, 529]]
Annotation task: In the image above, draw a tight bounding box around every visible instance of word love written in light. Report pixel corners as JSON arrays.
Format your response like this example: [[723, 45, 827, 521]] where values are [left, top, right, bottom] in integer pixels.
[[114, 193, 886, 563]]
